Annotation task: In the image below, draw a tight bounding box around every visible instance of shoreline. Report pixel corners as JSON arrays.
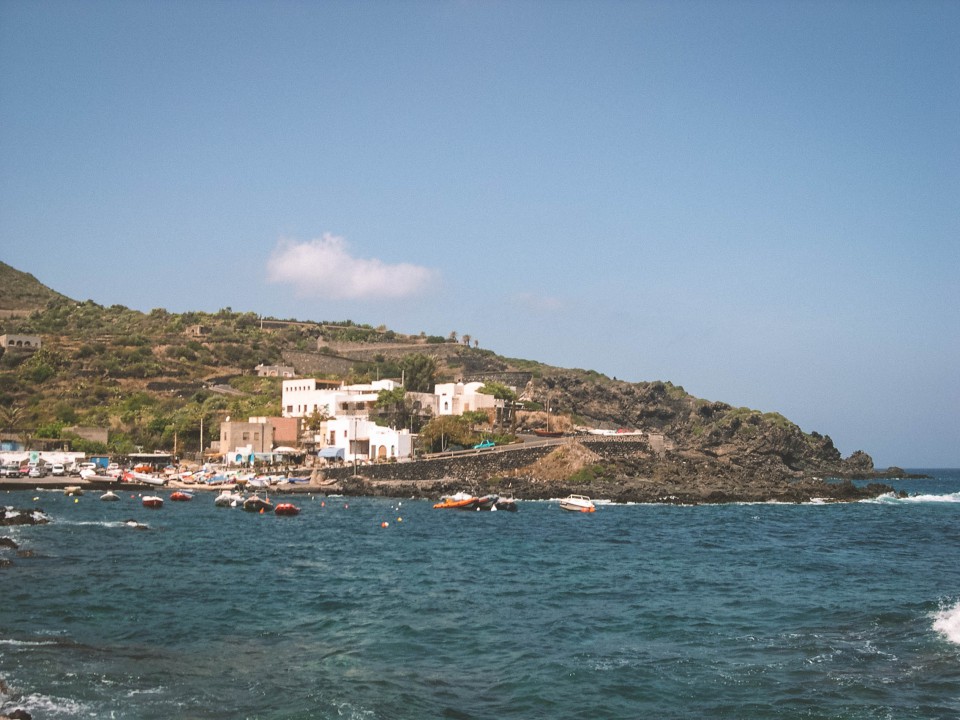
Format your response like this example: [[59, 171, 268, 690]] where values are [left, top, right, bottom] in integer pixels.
[[0, 471, 907, 505]]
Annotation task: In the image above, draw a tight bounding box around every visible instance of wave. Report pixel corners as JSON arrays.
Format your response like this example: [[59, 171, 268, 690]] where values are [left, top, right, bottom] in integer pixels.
[[863, 491, 960, 505], [933, 600, 960, 645]]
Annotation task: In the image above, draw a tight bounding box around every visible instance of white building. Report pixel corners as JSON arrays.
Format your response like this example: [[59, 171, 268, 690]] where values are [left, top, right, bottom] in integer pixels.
[[282, 378, 402, 419], [434, 382, 501, 416], [320, 417, 413, 463]]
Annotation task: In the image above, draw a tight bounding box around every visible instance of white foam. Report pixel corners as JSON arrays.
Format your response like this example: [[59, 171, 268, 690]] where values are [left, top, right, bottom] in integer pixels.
[[0, 638, 59, 647], [864, 491, 960, 505], [933, 600, 960, 645]]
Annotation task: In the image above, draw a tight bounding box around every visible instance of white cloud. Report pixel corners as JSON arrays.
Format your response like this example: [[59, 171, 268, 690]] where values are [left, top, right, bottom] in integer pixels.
[[266, 234, 438, 300]]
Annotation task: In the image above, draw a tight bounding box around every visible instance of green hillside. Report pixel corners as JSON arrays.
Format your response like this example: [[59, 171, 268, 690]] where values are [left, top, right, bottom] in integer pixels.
[[0, 263, 877, 478]]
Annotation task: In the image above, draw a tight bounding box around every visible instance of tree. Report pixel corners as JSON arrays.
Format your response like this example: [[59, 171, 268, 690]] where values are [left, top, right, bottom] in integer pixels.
[[418, 415, 472, 453], [399, 353, 437, 393], [374, 387, 412, 430]]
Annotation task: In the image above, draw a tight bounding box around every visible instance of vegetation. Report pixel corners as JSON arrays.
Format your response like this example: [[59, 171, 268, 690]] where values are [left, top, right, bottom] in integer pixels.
[[0, 262, 842, 471]]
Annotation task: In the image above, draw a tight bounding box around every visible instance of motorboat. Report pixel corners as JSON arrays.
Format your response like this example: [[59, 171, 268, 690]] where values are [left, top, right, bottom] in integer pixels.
[[559, 494, 596, 512], [433, 492, 480, 510], [63, 486, 84, 496], [142, 495, 164, 509], [169, 490, 193, 501], [214, 491, 244, 507], [243, 495, 274, 513], [274, 503, 300, 516], [99, 491, 120, 502], [477, 494, 500, 511], [494, 496, 518, 512]]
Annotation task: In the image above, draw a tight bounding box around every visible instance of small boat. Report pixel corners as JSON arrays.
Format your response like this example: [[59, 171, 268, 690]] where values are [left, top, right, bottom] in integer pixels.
[[63, 486, 84, 496], [243, 495, 274, 513], [433, 492, 480, 510], [214, 491, 244, 507], [274, 503, 300, 516], [169, 490, 193, 501], [477, 494, 500, 511], [99, 491, 120, 502], [559, 494, 596, 513], [495, 496, 518, 512], [142, 495, 164, 509]]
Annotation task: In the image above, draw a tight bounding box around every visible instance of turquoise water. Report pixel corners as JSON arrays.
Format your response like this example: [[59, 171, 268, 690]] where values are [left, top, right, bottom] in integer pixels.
[[2, 471, 959, 719]]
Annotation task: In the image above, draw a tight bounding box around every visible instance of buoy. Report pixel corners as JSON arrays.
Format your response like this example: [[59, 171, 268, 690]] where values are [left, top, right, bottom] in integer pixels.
[[321, 501, 325, 507], [33, 497, 39, 501], [397, 517, 403, 523], [381, 521, 389, 528], [344, 503, 349, 509], [74, 498, 79, 503]]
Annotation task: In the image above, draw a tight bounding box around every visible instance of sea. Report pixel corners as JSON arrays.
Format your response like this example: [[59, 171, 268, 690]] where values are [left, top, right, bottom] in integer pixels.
[[2, 470, 959, 720]]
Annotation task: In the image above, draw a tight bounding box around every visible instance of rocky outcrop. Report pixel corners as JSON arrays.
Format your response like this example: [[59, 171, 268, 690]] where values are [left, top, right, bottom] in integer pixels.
[[0, 508, 49, 526], [322, 439, 899, 505]]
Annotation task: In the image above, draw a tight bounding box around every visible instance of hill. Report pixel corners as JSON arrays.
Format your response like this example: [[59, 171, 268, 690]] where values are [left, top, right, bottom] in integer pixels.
[[0, 262, 72, 316], [0, 262, 888, 487]]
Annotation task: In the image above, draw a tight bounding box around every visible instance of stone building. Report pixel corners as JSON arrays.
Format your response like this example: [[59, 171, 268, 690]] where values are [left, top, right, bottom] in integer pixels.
[[0, 334, 41, 351]]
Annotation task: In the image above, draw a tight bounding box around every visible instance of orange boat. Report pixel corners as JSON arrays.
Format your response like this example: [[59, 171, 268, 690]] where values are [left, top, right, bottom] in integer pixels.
[[274, 503, 300, 516], [169, 491, 193, 501], [433, 492, 480, 510]]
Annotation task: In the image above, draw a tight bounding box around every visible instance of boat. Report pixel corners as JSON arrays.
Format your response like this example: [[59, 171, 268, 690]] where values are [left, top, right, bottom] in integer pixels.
[[433, 492, 480, 510], [477, 494, 500, 511], [99, 491, 120, 502], [142, 495, 164, 509], [494, 496, 518, 512], [243, 495, 274, 513], [63, 486, 83, 496], [169, 490, 193, 501], [274, 503, 300, 516], [559, 494, 596, 512], [214, 491, 244, 507], [124, 470, 167, 486]]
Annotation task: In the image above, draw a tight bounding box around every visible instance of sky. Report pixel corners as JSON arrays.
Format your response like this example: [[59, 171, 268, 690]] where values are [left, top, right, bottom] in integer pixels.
[[1, 0, 957, 467]]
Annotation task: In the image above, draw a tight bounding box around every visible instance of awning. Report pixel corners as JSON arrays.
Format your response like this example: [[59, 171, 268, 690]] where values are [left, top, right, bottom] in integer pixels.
[[317, 447, 345, 460]]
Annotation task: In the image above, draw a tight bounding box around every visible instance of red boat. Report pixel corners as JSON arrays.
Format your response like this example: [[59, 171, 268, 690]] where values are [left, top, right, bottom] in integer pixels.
[[274, 503, 300, 516], [169, 491, 193, 501], [142, 495, 164, 509]]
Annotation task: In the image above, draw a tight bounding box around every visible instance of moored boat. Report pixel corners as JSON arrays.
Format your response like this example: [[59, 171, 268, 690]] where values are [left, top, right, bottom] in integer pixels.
[[64, 486, 83, 496], [274, 503, 300, 516], [494, 496, 518, 512], [243, 495, 274, 513], [477, 494, 500, 511], [433, 492, 480, 510], [99, 491, 120, 502], [214, 491, 244, 507], [559, 494, 596, 512], [169, 490, 193, 501], [142, 495, 164, 509]]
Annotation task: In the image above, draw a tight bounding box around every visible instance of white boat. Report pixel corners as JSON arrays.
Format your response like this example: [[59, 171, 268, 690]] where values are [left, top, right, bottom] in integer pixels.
[[99, 491, 120, 501], [125, 470, 166, 486], [559, 494, 596, 513], [214, 491, 244, 507]]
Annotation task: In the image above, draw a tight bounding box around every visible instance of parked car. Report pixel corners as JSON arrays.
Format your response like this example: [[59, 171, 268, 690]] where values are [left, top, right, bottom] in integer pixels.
[[28, 465, 45, 478], [51, 463, 66, 476], [0, 464, 23, 478], [473, 439, 495, 449]]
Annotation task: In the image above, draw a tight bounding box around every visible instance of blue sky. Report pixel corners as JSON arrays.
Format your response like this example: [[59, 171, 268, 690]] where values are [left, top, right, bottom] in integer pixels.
[[1, 1, 957, 467]]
